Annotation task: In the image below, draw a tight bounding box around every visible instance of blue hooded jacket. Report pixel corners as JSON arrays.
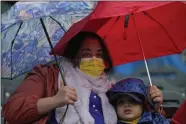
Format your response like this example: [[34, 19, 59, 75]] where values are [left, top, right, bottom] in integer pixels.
[[107, 78, 170, 124]]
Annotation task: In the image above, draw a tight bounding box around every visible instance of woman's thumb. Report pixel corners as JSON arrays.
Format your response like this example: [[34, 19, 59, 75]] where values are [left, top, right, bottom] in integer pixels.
[[60, 80, 64, 88]]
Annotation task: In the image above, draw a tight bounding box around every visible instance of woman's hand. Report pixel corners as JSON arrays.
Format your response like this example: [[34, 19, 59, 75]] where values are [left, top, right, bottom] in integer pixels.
[[54, 80, 78, 107], [148, 85, 163, 112], [37, 81, 78, 115]]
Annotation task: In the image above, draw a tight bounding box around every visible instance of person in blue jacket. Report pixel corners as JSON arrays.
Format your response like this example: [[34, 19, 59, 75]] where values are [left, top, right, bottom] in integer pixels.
[[107, 78, 170, 124]]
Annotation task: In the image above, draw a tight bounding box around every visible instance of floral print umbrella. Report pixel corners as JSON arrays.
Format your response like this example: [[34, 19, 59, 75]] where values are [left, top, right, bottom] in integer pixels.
[[1, 1, 97, 79]]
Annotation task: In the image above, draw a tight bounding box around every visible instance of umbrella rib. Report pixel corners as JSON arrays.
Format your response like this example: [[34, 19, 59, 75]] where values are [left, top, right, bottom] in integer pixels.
[[10, 22, 23, 80], [1, 58, 62, 80], [103, 16, 120, 39], [2, 22, 18, 32], [49, 16, 66, 32], [142, 11, 180, 52]]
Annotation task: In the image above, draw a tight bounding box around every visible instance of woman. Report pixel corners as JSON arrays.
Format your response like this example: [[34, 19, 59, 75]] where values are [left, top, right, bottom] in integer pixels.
[[3, 31, 163, 124]]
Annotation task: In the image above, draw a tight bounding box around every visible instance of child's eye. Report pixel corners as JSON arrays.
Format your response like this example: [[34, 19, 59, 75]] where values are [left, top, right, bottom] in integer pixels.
[[130, 99, 139, 105], [117, 100, 124, 105]]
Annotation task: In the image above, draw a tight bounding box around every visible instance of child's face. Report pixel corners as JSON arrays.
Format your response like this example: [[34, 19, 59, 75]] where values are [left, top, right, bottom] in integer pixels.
[[116, 95, 143, 121]]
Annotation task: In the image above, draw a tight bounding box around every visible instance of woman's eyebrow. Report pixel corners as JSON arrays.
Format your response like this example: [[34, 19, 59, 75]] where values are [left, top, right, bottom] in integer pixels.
[[81, 48, 91, 52], [97, 49, 103, 52]]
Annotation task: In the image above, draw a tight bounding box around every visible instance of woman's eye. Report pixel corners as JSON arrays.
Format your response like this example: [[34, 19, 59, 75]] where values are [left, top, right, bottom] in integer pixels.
[[81, 53, 92, 58], [96, 53, 104, 58]]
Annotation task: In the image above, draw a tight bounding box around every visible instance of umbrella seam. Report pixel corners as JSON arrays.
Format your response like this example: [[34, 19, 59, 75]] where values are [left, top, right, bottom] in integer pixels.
[[142, 11, 180, 52], [49, 16, 67, 33], [10, 22, 23, 80]]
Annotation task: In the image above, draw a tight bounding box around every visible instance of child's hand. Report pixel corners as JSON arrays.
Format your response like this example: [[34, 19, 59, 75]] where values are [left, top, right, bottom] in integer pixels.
[[148, 85, 163, 112]]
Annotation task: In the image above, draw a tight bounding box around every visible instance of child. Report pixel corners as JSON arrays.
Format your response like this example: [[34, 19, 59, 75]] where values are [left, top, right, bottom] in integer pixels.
[[107, 78, 170, 124]]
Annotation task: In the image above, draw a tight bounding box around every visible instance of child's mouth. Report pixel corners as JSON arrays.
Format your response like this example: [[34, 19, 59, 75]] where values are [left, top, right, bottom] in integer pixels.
[[124, 109, 132, 114]]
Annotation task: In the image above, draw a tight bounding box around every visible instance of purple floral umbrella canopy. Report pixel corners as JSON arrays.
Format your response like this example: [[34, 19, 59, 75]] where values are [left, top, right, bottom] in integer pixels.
[[1, 1, 97, 79]]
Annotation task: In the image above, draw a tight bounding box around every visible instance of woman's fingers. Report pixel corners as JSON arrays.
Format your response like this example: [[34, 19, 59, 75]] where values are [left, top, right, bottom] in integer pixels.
[[149, 85, 159, 94], [149, 85, 163, 103], [60, 80, 64, 88], [150, 91, 162, 100], [60, 80, 75, 91], [66, 87, 76, 94], [148, 85, 163, 112], [151, 93, 163, 103], [55, 84, 78, 107], [153, 96, 162, 103], [68, 86, 76, 91], [67, 99, 75, 105], [67, 93, 78, 102], [65, 87, 78, 102]]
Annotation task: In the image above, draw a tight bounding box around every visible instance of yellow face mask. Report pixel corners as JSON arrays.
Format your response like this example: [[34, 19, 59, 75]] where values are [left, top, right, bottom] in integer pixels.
[[79, 57, 105, 77]]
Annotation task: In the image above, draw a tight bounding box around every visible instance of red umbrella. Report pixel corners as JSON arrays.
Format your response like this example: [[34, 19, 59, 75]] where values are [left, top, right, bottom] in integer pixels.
[[52, 1, 186, 85]]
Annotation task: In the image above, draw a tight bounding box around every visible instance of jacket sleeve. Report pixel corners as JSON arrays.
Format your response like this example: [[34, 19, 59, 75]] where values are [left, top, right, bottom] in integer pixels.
[[152, 113, 170, 124], [2, 64, 52, 124]]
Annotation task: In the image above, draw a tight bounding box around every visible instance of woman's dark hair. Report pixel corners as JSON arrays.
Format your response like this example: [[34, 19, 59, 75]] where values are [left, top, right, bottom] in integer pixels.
[[63, 31, 112, 71]]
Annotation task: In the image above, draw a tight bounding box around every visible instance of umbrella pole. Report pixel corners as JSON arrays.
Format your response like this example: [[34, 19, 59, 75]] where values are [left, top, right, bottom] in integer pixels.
[[132, 14, 152, 86], [143, 59, 153, 86], [40, 18, 69, 123], [40, 19, 67, 86]]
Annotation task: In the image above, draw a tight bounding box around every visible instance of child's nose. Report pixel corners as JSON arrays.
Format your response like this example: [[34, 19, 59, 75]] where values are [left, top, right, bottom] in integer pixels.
[[124, 103, 130, 107]]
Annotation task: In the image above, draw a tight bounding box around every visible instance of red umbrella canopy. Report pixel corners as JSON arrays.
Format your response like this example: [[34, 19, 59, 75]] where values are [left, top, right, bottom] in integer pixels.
[[53, 1, 186, 66]]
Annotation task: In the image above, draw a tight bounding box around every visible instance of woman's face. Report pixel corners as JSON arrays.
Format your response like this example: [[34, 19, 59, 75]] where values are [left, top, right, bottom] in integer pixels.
[[116, 95, 143, 121], [78, 38, 104, 59], [74, 37, 106, 77]]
